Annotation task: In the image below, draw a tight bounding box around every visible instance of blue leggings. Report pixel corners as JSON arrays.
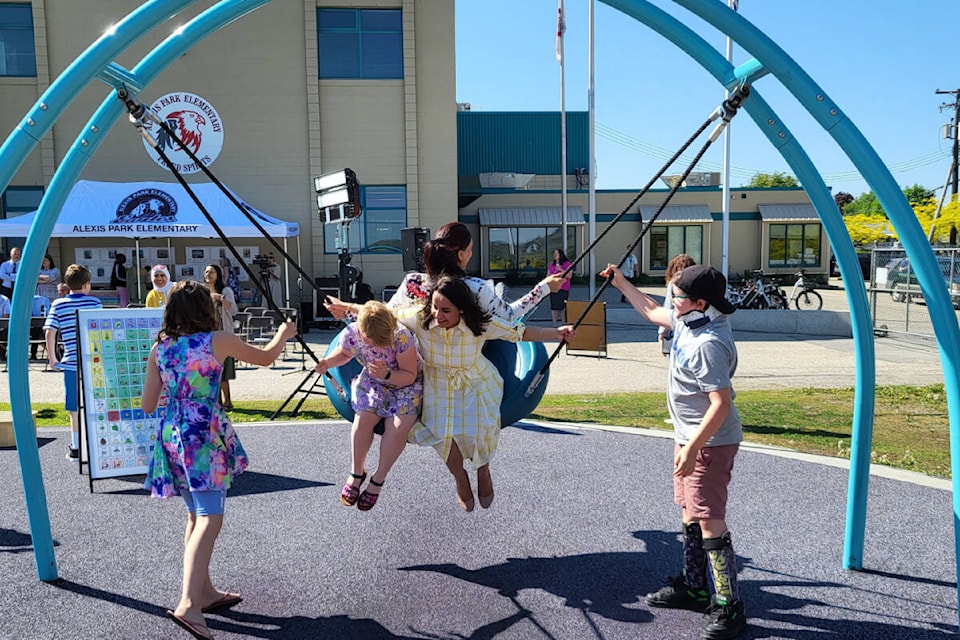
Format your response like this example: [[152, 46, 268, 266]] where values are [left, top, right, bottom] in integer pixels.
[[180, 489, 227, 516]]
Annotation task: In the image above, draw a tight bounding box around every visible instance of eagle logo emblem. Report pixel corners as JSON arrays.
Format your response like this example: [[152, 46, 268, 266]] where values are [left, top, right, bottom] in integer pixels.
[[141, 92, 224, 175]]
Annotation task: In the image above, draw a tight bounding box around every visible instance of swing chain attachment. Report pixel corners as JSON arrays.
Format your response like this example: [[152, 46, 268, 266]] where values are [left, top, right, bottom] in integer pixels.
[[708, 84, 751, 143], [118, 88, 162, 149]]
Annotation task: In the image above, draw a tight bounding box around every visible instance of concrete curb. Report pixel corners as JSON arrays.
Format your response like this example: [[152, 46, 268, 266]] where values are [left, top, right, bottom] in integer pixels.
[[605, 307, 853, 337]]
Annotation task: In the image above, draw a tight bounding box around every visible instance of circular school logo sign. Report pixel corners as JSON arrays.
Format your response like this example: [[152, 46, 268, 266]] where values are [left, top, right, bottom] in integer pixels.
[[140, 92, 224, 174]]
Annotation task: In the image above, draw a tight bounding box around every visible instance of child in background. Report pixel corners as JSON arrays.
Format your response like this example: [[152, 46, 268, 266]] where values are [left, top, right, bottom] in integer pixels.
[[141, 280, 296, 640], [396, 277, 575, 512], [43, 264, 102, 460], [315, 301, 422, 510]]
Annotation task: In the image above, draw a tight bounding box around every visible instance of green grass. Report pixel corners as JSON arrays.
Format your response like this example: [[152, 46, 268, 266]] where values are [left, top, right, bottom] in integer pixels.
[[12, 383, 952, 478]]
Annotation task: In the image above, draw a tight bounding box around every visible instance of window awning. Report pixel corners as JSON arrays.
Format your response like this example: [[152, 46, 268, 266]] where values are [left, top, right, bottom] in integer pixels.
[[639, 204, 713, 222], [478, 206, 586, 226], [758, 204, 819, 221]]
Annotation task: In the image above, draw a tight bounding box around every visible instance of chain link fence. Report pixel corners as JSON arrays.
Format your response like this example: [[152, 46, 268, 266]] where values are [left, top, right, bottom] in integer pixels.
[[868, 247, 960, 342]]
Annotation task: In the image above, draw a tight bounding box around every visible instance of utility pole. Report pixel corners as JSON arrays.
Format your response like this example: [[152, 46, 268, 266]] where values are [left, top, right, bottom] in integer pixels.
[[936, 88, 960, 197]]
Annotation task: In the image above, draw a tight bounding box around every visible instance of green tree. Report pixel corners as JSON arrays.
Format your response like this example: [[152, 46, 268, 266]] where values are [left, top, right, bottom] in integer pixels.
[[843, 191, 885, 217], [745, 171, 799, 188], [903, 183, 935, 207]]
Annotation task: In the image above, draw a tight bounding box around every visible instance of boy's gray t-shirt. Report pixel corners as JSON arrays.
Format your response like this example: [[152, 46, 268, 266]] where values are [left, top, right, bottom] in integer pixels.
[[666, 314, 743, 446]]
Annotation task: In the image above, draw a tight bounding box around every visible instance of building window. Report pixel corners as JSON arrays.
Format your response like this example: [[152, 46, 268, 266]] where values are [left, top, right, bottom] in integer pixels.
[[768, 222, 821, 268], [1, 185, 41, 255], [317, 8, 403, 79], [650, 225, 702, 270], [486, 227, 577, 275], [0, 3, 36, 77], [324, 186, 407, 254]]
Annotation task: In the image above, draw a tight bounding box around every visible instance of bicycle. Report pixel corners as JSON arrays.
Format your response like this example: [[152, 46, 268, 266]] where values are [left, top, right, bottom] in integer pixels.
[[734, 270, 787, 310], [787, 269, 822, 310]]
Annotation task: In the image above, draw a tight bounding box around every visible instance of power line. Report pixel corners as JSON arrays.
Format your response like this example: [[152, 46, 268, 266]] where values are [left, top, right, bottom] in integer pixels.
[[597, 120, 950, 186]]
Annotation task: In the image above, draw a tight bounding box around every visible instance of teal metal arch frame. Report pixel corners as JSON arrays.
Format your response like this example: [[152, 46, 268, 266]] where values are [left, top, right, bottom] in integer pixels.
[[597, 0, 876, 557], [603, 0, 960, 617], [0, 0, 271, 581]]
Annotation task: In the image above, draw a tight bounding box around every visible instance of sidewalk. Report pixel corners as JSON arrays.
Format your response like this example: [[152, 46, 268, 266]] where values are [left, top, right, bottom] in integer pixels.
[[2, 306, 944, 406]]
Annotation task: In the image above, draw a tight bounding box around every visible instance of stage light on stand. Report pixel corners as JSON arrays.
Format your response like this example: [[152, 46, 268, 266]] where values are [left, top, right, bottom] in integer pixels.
[[315, 168, 361, 224], [314, 168, 362, 301]]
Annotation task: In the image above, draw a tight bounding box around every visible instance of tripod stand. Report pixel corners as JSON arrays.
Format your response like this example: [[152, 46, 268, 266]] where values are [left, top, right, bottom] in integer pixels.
[[271, 220, 355, 418]]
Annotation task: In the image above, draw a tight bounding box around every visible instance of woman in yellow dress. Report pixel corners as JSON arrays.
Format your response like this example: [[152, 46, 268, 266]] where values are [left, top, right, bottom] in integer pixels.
[[395, 276, 574, 512]]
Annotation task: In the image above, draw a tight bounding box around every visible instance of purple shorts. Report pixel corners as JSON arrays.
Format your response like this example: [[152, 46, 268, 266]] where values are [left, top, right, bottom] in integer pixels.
[[673, 442, 739, 520]]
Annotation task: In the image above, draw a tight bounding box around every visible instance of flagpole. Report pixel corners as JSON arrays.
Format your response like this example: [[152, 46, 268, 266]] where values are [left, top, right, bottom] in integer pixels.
[[587, 0, 596, 298], [558, 0, 568, 257], [721, 0, 736, 278]]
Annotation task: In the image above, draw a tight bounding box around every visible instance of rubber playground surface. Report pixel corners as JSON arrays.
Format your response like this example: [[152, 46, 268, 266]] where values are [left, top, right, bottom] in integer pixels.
[[0, 418, 955, 639]]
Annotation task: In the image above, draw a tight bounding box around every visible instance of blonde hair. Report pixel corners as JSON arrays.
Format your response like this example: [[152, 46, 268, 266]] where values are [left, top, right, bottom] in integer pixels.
[[357, 301, 397, 348]]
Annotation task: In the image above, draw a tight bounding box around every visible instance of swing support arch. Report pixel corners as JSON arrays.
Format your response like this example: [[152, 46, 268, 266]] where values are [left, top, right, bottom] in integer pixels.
[[601, 0, 960, 617], [0, 1, 957, 620], [0, 0, 273, 581]]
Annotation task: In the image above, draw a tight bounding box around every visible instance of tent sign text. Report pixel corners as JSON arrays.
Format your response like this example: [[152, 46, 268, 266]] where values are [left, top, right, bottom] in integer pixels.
[[72, 223, 201, 234]]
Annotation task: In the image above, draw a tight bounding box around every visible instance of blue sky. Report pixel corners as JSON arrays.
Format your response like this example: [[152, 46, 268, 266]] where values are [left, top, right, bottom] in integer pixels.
[[455, 0, 960, 198]]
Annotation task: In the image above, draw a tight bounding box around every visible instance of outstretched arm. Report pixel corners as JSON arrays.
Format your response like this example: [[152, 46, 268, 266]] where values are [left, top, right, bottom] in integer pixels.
[[601, 264, 672, 328], [214, 319, 298, 367]]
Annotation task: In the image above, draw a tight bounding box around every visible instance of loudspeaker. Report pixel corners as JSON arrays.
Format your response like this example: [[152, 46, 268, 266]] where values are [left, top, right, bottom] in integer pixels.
[[401, 227, 430, 272]]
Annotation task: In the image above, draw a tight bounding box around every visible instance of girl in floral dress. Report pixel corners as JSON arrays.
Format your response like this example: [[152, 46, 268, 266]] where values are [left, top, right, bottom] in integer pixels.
[[142, 280, 296, 640], [395, 277, 575, 512], [315, 301, 423, 511]]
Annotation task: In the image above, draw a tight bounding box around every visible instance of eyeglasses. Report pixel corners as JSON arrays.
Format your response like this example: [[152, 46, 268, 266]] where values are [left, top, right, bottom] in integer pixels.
[[672, 291, 691, 299]]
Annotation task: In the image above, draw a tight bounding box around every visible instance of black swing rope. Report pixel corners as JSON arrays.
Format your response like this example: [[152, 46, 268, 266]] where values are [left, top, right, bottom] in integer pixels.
[[525, 84, 751, 397], [119, 89, 348, 400]]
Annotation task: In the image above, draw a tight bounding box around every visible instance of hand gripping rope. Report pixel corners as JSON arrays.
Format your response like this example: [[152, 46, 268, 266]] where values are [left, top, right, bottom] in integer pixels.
[[524, 84, 751, 397], [119, 88, 349, 402]]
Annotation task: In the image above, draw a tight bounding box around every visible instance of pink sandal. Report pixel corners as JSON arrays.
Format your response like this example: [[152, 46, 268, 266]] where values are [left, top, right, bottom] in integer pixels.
[[357, 478, 384, 511], [340, 471, 366, 506]]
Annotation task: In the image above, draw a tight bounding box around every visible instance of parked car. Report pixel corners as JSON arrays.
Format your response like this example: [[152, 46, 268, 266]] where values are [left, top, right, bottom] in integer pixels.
[[883, 256, 960, 309], [830, 251, 872, 279]]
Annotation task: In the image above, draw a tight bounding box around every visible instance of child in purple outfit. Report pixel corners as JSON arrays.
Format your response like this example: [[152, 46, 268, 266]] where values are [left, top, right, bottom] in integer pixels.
[[315, 300, 423, 511]]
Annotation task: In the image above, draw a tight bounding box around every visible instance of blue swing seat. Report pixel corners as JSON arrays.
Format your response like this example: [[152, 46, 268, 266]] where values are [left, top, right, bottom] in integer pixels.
[[322, 326, 550, 427]]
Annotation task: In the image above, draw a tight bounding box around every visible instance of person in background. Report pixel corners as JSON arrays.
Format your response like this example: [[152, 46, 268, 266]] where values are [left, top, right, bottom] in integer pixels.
[[145, 265, 174, 308], [44, 264, 103, 461], [603, 262, 747, 640], [142, 281, 296, 640], [56, 282, 69, 299], [547, 249, 573, 328], [36, 254, 60, 301], [621, 249, 638, 303], [29, 288, 50, 361], [110, 253, 129, 308], [203, 264, 237, 410], [219, 256, 240, 294], [0, 293, 8, 361], [658, 254, 697, 357], [0, 247, 21, 299]]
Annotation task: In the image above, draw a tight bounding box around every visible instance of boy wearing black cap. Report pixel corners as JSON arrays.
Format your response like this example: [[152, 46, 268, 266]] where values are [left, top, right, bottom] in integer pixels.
[[601, 262, 745, 640]]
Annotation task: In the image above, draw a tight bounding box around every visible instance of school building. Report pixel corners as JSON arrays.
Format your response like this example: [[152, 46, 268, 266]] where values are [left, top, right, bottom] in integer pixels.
[[1, 0, 825, 313]]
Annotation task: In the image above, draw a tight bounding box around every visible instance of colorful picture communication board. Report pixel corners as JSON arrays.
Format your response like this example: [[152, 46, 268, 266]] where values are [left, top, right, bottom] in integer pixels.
[[77, 308, 164, 480]]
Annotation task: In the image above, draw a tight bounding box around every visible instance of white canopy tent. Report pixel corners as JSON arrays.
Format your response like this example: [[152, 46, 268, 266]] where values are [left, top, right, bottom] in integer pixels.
[[0, 180, 300, 303]]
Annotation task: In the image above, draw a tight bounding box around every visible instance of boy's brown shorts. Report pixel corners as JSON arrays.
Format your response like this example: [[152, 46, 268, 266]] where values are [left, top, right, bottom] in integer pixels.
[[673, 443, 739, 520]]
